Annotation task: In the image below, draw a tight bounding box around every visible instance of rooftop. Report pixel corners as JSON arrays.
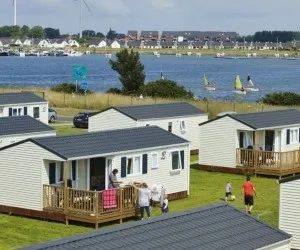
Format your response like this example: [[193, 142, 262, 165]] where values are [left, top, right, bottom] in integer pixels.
[[0, 92, 46, 105], [21, 202, 291, 250], [0, 116, 54, 136], [1, 126, 188, 160], [113, 102, 205, 120]]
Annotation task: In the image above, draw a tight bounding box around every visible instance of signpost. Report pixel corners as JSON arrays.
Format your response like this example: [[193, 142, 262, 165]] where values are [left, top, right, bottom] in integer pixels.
[[72, 66, 87, 92]]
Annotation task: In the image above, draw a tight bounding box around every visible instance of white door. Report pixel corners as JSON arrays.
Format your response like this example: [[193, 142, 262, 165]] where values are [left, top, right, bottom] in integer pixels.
[[77, 159, 88, 190], [71, 160, 78, 188], [106, 158, 113, 190]]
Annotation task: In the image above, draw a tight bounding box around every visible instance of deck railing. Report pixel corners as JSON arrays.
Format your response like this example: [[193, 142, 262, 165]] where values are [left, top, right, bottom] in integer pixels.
[[236, 148, 300, 170], [43, 185, 137, 218]]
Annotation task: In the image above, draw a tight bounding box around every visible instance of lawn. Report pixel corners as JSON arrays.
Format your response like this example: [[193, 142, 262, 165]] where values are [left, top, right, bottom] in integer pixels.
[[51, 123, 88, 136], [0, 169, 279, 249]]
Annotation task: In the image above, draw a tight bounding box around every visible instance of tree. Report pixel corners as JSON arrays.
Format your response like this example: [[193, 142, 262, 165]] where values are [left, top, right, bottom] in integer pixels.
[[259, 92, 300, 105], [10, 25, 20, 38], [96, 32, 105, 37], [140, 79, 194, 99], [20, 25, 30, 37], [29, 26, 45, 38], [109, 49, 145, 94], [44, 27, 60, 39], [82, 30, 96, 37]]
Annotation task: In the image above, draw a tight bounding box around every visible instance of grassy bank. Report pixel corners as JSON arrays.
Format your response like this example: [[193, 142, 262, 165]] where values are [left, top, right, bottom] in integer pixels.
[[0, 168, 279, 249], [85, 48, 299, 57], [0, 87, 294, 117]]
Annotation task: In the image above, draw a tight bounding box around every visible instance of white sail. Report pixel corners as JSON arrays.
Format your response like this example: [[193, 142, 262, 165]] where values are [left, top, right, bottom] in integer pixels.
[[247, 79, 254, 87]]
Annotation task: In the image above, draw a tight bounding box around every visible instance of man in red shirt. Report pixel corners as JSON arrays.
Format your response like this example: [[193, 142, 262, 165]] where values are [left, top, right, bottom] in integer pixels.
[[242, 176, 256, 214]]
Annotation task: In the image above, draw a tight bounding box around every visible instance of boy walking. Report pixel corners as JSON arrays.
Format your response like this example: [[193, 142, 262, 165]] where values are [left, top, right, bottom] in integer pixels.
[[225, 181, 232, 202], [242, 176, 256, 214]]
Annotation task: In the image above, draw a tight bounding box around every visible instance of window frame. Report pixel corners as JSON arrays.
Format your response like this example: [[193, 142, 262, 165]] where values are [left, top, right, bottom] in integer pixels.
[[126, 155, 142, 176], [180, 120, 186, 132], [168, 122, 172, 132], [171, 151, 182, 171], [151, 153, 159, 169], [33, 107, 40, 118], [56, 162, 64, 184], [289, 128, 299, 144]]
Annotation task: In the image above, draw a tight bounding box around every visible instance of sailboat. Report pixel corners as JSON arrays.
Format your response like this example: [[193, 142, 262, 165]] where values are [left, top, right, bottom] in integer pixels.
[[203, 74, 216, 91], [233, 75, 246, 95], [244, 75, 259, 92]]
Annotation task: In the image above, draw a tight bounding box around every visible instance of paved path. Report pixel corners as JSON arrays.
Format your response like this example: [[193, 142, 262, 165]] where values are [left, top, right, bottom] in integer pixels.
[[57, 115, 73, 123]]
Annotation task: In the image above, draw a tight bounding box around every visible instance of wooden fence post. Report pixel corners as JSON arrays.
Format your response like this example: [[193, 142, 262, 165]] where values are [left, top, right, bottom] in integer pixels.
[[119, 188, 123, 224], [63, 161, 70, 225], [95, 192, 99, 229]]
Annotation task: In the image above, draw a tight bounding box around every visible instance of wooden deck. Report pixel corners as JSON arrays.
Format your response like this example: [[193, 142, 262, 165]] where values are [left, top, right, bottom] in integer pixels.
[[43, 185, 138, 229], [236, 148, 300, 177]]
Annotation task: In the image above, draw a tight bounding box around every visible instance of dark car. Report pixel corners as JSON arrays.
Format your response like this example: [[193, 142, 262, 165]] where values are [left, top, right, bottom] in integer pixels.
[[73, 112, 97, 129]]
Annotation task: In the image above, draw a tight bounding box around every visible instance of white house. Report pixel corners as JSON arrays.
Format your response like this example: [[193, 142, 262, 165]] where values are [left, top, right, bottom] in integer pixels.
[[0, 116, 56, 148], [38, 39, 50, 48], [0, 126, 190, 223], [199, 109, 300, 171], [110, 40, 121, 49], [23, 202, 292, 250], [14, 39, 22, 46], [0, 40, 3, 47], [89, 102, 208, 151], [98, 40, 107, 48], [0, 92, 49, 124], [279, 175, 300, 250], [68, 39, 80, 47], [23, 39, 32, 46]]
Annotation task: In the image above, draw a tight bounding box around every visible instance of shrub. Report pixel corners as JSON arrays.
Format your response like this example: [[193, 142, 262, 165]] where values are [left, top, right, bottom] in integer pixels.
[[106, 88, 122, 94], [140, 79, 194, 99], [259, 92, 300, 105], [51, 82, 92, 95]]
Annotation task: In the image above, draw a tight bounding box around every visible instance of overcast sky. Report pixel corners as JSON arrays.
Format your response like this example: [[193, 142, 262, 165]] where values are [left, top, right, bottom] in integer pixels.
[[1, 0, 299, 36]]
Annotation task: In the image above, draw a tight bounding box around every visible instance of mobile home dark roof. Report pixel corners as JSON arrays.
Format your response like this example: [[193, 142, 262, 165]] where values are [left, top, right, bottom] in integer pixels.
[[112, 102, 205, 120], [0, 92, 46, 105], [21, 202, 291, 250], [200, 109, 300, 129], [0, 116, 54, 136], [1, 126, 188, 160]]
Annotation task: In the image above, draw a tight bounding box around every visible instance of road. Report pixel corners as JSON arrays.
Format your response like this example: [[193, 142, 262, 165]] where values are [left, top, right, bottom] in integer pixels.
[[57, 115, 73, 123]]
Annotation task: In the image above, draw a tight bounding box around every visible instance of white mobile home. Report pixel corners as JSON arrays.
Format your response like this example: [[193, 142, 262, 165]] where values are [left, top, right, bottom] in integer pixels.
[[0, 92, 49, 124], [199, 109, 300, 176], [0, 116, 56, 148], [89, 102, 207, 151], [279, 176, 300, 250], [0, 126, 189, 226]]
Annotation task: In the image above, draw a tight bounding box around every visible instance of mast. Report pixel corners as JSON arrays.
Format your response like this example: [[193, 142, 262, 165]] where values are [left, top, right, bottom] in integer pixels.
[[79, 0, 82, 38], [13, 0, 17, 25]]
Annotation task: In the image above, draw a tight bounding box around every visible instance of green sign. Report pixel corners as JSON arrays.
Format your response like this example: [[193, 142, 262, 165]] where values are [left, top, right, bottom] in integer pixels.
[[72, 66, 87, 80]]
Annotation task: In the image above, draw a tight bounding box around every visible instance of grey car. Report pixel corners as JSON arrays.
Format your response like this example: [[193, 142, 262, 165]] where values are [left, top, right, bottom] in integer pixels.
[[48, 108, 57, 123]]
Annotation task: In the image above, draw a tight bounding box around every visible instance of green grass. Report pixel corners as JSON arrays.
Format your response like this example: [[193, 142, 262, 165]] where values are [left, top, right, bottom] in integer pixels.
[[0, 169, 279, 249], [51, 123, 88, 136]]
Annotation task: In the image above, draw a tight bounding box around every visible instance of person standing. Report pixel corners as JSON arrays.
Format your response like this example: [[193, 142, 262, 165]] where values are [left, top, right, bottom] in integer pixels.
[[108, 169, 122, 189], [225, 181, 232, 202], [132, 182, 151, 220], [241, 176, 256, 214]]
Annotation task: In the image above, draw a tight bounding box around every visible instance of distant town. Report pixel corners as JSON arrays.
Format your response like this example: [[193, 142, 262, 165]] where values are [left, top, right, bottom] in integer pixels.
[[0, 25, 300, 51]]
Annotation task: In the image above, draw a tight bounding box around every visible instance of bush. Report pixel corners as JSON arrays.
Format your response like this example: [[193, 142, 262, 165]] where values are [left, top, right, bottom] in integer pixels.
[[51, 82, 92, 95], [140, 79, 194, 99], [259, 92, 300, 105], [106, 88, 122, 94]]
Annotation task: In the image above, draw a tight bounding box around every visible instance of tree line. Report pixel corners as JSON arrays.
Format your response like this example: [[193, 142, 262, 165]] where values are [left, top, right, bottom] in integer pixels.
[[0, 25, 125, 40], [238, 31, 300, 43]]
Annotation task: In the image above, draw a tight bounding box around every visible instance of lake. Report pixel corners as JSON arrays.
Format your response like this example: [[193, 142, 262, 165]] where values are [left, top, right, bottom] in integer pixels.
[[0, 54, 299, 102]]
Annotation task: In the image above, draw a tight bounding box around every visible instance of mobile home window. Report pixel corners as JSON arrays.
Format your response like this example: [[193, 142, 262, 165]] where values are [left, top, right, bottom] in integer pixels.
[[171, 151, 181, 170], [290, 129, 299, 144], [57, 162, 64, 183], [33, 107, 40, 118], [127, 156, 141, 175], [180, 120, 186, 132], [152, 153, 158, 169]]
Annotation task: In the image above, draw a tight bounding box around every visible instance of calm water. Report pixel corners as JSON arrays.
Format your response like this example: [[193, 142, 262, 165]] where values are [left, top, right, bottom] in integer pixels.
[[0, 55, 299, 102]]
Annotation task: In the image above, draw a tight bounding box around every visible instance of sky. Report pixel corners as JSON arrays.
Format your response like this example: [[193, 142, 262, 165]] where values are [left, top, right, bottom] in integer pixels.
[[0, 0, 299, 36]]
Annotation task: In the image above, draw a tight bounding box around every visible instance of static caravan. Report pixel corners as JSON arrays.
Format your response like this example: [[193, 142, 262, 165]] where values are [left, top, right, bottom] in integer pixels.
[[0, 92, 49, 124], [89, 102, 207, 152], [23, 202, 292, 250], [279, 175, 300, 250], [0, 116, 56, 147], [0, 126, 189, 227], [199, 109, 300, 176]]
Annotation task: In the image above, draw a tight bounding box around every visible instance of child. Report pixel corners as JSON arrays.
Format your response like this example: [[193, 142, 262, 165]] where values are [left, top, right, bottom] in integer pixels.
[[161, 194, 169, 215], [225, 181, 232, 202]]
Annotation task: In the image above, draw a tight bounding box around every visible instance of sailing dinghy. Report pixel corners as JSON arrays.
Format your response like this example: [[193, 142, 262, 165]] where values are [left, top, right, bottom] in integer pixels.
[[203, 74, 216, 91], [233, 75, 246, 95], [244, 75, 259, 92]]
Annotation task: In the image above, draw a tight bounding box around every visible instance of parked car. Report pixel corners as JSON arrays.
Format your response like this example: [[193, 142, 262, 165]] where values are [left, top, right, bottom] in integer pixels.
[[73, 112, 97, 129], [48, 108, 57, 123]]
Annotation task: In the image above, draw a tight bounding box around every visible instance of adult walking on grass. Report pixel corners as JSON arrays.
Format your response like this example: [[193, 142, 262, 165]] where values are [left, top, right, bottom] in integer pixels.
[[131, 182, 151, 220], [241, 176, 256, 214]]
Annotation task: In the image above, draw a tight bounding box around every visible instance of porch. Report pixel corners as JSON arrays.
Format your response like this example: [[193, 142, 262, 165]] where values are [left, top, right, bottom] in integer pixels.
[[43, 185, 138, 229], [236, 148, 300, 177]]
